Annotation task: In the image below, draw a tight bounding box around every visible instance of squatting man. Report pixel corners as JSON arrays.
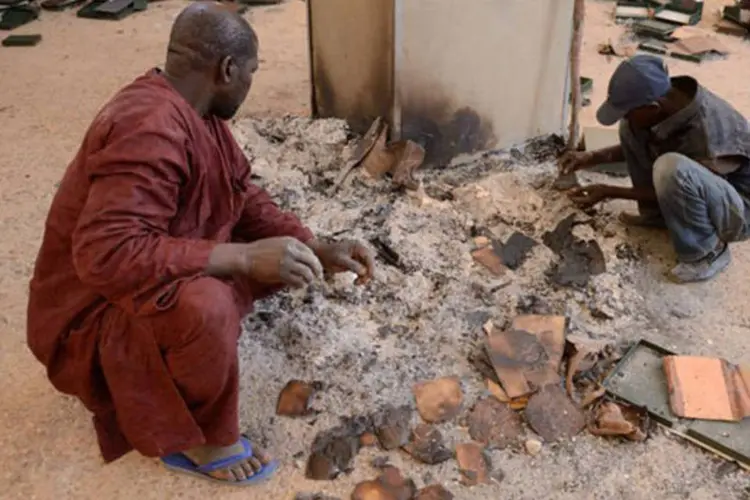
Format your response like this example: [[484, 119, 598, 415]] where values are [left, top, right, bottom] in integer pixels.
[[27, 2, 374, 486], [559, 54, 750, 283]]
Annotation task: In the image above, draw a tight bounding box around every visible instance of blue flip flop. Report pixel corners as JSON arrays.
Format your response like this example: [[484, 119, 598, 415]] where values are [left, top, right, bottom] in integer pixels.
[[161, 436, 280, 486]]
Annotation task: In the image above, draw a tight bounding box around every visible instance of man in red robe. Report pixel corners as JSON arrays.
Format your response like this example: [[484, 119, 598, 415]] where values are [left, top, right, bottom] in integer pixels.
[[26, 2, 374, 485]]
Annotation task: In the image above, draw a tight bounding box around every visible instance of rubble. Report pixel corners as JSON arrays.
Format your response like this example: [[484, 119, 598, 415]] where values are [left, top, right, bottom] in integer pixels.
[[360, 432, 378, 447], [413, 484, 454, 500], [358, 118, 425, 191], [412, 377, 464, 423], [470, 245, 506, 277], [352, 466, 418, 500], [564, 334, 618, 399], [306, 430, 360, 480], [465, 397, 524, 449], [499, 231, 538, 270], [306, 416, 371, 480], [295, 493, 341, 500], [227, 116, 669, 494], [455, 442, 491, 486], [484, 315, 566, 398], [372, 405, 413, 450], [524, 384, 586, 442], [543, 214, 606, 288], [589, 401, 649, 442], [402, 424, 453, 465], [277, 380, 322, 417], [663, 355, 750, 421]]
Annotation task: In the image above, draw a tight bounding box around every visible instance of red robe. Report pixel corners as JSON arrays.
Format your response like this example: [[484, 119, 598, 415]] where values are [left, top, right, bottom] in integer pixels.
[[26, 70, 313, 462]]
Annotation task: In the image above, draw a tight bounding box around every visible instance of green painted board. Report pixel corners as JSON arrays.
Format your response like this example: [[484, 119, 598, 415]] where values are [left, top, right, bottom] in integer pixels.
[[603, 340, 679, 427], [686, 417, 750, 469], [605, 339, 750, 470]]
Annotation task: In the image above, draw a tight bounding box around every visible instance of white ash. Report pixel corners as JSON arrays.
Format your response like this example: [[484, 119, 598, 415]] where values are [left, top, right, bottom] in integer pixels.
[[230, 117, 749, 499]]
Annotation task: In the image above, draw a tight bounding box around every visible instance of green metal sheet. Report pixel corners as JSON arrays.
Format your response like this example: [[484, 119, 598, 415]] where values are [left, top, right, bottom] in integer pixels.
[[603, 340, 679, 427]]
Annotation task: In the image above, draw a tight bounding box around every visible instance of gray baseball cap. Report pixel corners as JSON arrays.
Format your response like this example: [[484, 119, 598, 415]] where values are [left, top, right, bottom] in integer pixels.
[[596, 54, 671, 126]]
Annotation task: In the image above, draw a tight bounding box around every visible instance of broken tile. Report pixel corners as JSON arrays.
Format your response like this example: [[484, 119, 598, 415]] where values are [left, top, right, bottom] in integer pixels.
[[360, 432, 378, 447], [414, 484, 454, 500], [412, 376, 464, 423], [466, 397, 523, 449], [376, 466, 417, 500], [295, 494, 341, 500], [485, 329, 538, 397], [579, 386, 607, 408], [564, 335, 616, 397], [455, 442, 490, 486], [663, 356, 750, 421], [372, 405, 413, 450], [484, 315, 566, 398], [468, 345, 500, 383], [486, 378, 510, 403], [499, 232, 538, 270], [548, 239, 606, 288], [306, 421, 365, 480], [357, 120, 424, 191], [361, 122, 393, 179], [402, 424, 453, 465], [512, 315, 566, 374], [473, 235, 490, 248], [391, 140, 425, 191], [542, 214, 577, 253], [277, 380, 322, 417], [524, 384, 585, 442], [471, 245, 506, 276], [351, 480, 395, 500], [589, 401, 648, 442], [294, 493, 341, 500]]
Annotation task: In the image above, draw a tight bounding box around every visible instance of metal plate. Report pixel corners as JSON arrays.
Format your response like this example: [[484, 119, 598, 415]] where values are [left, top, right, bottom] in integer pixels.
[[603, 340, 679, 427], [685, 413, 750, 469], [605, 339, 750, 469]]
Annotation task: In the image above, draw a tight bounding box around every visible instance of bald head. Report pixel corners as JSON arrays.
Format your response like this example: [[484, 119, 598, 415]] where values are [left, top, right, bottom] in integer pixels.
[[164, 2, 259, 120], [167, 2, 258, 73]]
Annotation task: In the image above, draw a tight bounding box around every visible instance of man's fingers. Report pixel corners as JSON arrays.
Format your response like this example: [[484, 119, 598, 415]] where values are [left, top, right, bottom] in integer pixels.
[[289, 243, 324, 280], [281, 270, 307, 288], [285, 261, 321, 288], [335, 254, 367, 276], [354, 246, 376, 279]]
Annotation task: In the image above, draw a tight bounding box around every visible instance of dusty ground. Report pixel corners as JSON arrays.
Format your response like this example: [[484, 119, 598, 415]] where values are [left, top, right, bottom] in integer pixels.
[[2, 0, 750, 499]]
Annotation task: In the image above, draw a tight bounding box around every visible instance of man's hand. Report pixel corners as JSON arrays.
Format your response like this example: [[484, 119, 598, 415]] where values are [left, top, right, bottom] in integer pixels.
[[559, 150, 594, 175], [310, 239, 375, 285], [207, 237, 324, 288], [568, 184, 613, 209]]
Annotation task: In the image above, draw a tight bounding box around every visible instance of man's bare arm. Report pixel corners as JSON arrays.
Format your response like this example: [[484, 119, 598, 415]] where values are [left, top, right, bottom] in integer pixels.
[[602, 185, 657, 202], [587, 145, 626, 166]]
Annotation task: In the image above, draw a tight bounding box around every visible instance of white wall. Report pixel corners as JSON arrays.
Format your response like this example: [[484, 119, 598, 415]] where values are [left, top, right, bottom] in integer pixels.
[[395, 0, 574, 163]]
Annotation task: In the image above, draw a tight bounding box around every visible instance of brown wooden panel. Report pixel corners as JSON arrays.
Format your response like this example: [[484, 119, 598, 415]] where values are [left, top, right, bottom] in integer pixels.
[[308, 0, 394, 133]]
